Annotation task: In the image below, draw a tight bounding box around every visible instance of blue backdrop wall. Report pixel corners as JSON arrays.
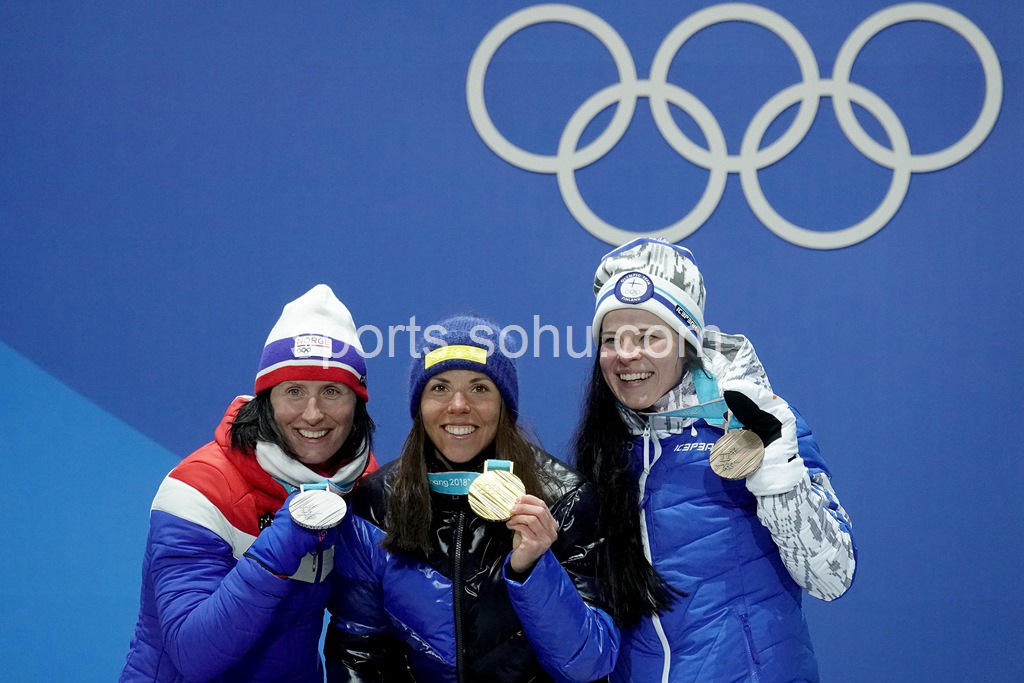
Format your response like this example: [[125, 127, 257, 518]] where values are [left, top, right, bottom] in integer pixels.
[[2, 2, 1021, 680]]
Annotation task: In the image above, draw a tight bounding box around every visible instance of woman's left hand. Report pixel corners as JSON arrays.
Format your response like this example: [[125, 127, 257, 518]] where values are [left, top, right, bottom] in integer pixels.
[[506, 494, 559, 573]]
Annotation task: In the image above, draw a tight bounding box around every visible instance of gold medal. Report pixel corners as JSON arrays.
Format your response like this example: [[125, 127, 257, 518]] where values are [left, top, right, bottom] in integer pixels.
[[289, 488, 348, 530], [709, 429, 764, 480], [468, 462, 525, 521]]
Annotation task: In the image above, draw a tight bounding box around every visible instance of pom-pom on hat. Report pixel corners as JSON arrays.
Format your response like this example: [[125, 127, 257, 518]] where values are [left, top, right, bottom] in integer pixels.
[[255, 284, 368, 401], [408, 315, 519, 421], [592, 237, 706, 352]]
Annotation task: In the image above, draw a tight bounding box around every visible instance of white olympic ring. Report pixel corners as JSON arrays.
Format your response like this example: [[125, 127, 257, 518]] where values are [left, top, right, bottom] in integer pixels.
[[466, 2, 1003, 250]]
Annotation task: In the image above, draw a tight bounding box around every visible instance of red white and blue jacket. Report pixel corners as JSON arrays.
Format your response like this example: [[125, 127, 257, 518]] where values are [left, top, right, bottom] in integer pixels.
[[120, 397, 376, 682]]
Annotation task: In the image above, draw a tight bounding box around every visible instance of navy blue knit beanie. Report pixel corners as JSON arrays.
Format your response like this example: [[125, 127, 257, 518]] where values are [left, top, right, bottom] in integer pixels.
[[408, 315, 520, 421]]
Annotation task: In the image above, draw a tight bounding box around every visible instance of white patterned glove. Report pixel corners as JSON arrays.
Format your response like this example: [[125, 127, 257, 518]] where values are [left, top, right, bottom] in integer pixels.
[[721, 379, 805, 496]]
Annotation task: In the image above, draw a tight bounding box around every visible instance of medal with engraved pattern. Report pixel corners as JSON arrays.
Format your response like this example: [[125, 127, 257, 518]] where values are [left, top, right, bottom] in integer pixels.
[[468, 460, 525, 521], [289, 488, 348, 530], [709, 429, 764, 480]]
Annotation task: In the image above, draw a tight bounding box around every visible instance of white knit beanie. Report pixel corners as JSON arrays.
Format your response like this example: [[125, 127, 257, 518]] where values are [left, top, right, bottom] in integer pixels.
[[254, 284, 368, 401], [592, 238, 706, 352]]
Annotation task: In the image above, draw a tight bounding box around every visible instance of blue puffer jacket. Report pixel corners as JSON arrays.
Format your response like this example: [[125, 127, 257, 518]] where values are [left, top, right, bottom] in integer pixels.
[[615, 408, 825, 683]]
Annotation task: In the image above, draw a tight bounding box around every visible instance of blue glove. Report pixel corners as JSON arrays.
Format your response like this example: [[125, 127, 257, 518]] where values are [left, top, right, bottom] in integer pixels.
[[244, 493, 330, 578], [721, 379, 805, 496]]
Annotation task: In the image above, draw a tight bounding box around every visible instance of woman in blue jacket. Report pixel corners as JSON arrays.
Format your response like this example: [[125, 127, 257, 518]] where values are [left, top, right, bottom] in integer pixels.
[[574, 238, 856, 682], [325, 315, 619, 682]]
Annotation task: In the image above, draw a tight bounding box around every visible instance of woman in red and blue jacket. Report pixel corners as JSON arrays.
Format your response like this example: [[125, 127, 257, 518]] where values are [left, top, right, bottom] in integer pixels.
[[121, 284, 377, 682]]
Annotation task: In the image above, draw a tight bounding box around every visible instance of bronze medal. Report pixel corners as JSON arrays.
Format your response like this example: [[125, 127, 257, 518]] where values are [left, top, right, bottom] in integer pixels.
[[709, 429, 764, 480], [289, 488, 348, 530], [468, 464, 525, 522]]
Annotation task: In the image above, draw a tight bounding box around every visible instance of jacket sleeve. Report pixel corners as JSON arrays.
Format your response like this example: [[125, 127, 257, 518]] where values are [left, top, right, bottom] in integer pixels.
[[504, 482, 620, 683], [324, 514, 413, 682], [147, 511, 293, 681], [754, 408, 857, 601]]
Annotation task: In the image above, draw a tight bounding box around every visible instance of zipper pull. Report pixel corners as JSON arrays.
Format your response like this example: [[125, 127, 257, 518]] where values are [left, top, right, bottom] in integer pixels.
[[642, 424, 652, 473]]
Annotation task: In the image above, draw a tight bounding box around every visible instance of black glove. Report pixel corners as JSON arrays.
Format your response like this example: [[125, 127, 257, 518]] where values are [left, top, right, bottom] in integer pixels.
[[721, 379, 805, 495]]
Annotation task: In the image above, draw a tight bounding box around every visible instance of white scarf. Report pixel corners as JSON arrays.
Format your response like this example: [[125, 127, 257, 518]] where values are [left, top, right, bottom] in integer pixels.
[[255, 440, 369, 493]]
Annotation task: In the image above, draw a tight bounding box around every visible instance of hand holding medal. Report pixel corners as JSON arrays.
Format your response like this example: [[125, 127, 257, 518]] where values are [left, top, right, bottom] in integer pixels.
[[246, 486, 346, 580], [506, 493, 559, 573], [466, 460, 557, 572], [715, 379, 806, 495]]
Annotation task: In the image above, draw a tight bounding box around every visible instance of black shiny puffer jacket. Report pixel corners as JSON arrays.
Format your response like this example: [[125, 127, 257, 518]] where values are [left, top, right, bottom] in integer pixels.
[[325, 447, 617, 683]]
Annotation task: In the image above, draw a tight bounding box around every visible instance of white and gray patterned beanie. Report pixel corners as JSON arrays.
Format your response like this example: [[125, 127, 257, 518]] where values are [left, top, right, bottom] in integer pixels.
[[592, 237, 706, 351]]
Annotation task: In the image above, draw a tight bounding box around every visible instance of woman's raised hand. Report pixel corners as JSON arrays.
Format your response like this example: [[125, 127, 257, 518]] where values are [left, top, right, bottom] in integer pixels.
[[506, 494, 559, 573]]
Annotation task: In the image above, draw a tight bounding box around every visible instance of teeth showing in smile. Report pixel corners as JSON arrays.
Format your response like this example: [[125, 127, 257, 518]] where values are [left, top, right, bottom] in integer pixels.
[[445, 425, 476, 436], [620, 372, 653, 382], [298, 429, 328, 439]]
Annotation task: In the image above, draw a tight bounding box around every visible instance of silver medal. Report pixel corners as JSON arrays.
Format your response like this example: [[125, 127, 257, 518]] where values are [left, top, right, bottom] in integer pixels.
[[288, 488, 347, 530]]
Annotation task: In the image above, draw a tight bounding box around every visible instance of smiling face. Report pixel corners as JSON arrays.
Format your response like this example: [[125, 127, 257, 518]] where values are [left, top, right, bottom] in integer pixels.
[[419, 369, 502, 464], [269, 380, 357, 467], [599, 308, 686, 411]]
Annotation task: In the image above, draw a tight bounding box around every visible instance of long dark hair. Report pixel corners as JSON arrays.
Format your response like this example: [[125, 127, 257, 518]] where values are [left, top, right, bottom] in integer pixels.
[[230, 390, 375, 466], [572, 343, 703, 626], [382, 404, 548, 558]]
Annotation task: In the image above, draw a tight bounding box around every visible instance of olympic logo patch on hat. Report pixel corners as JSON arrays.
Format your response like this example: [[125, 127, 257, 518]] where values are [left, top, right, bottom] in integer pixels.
[[615, 272, 654, 304]]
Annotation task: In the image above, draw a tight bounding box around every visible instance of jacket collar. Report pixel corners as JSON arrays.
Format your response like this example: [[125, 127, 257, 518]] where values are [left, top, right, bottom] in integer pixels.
[[618, 369, 702, 437]]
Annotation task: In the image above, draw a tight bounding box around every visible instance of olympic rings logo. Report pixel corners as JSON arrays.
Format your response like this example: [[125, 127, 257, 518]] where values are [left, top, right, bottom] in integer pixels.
[[466, 3, 1002, 250]]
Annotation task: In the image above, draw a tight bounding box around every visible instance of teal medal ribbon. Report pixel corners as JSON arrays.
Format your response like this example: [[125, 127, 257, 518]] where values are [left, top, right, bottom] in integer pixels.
[[274, 478, 351, 496], [428, 460, 512, 496], [643, 370, 744, 428], [428, 472, 479, 495]]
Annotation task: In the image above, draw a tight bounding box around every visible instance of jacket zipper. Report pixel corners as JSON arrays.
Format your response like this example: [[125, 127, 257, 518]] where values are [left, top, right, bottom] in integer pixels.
[[453, 508, 467, 681], [639, 424, 672, 683], [740, 612, 761, 679]]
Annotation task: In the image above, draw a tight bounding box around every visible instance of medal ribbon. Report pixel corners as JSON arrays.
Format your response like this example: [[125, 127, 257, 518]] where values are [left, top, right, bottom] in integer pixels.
[[274, 478, 350, 496], [427, 472, 479, 495], [643, 370, 744, 428], [428, 460, 512, 495]]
